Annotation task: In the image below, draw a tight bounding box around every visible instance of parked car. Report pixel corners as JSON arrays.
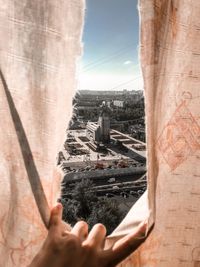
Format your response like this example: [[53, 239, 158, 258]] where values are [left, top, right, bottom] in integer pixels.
[[108, 177, 116, 183], [112, 185, 119, 190]]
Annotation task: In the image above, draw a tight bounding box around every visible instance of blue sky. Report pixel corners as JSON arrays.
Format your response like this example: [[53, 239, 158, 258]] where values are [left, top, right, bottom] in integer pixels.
[[78, 0, 143, 91]]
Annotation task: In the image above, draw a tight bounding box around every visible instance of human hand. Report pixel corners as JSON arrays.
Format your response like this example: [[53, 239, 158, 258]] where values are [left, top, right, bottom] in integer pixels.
[[29, 203, 147, 267]]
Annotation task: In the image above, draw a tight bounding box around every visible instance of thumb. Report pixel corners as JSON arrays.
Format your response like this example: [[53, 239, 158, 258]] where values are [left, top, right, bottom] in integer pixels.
[[107, 220, 148, 266], [48, 203, 63, 231]]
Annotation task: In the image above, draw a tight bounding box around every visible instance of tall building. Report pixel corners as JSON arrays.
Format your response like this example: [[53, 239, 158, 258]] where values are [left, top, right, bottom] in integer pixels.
[[86, 104, 110, 143], [98, 106, 110, 143]]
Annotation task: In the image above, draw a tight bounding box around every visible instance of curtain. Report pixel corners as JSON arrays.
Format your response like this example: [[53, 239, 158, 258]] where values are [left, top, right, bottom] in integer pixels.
[[0, 1, 85, 266], [113, 0, 200, 266]]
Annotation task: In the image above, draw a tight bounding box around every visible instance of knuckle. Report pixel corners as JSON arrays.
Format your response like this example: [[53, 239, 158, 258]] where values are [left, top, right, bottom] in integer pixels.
[[82, 243, 96, 255], [77, 220, 88, 229]]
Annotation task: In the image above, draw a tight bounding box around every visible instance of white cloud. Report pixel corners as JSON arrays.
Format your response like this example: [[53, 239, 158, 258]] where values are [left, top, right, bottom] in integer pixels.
[[123, 60, 132, 65]]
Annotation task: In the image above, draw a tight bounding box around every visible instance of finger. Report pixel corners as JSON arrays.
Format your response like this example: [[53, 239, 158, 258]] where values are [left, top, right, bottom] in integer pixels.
[[107, 221, 147, 266], [71, 221, 88, 242], [85, 223, 106, 249], [48, 203, 63, 233]]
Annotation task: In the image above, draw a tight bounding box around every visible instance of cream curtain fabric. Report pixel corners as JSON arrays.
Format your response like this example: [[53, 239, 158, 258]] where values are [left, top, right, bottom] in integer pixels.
[[114, 0, 200, 266], [0, 1, 85, 266]]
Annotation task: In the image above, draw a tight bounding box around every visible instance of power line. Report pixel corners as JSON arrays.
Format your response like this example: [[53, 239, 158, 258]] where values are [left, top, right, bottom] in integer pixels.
[[82, 44, 135, 72], [111, 75, 142, 90]]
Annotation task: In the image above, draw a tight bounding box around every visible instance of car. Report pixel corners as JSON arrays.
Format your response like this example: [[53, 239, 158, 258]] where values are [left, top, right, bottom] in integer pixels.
[[108, 177, 116, 183], [137, 190, 144, 195], [112, 185, 119, 190]]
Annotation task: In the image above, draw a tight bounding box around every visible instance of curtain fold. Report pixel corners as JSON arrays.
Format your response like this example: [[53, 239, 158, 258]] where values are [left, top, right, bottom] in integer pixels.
[[0, 1, 85, 266]]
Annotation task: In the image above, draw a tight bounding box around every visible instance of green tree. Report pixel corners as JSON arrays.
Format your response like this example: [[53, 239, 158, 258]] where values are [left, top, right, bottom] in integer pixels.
[[87, 198, 124, 234], [72, 179, 97, 220], [61, 179, 97, 225], [61, 179, 124, 234]]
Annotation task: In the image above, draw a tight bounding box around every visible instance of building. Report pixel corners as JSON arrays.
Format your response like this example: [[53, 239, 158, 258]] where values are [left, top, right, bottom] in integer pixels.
[[113, 100, 125, 108], [86, 104, 110, 143], [98, 107, 110, 142], [86, 122, 101, 142]]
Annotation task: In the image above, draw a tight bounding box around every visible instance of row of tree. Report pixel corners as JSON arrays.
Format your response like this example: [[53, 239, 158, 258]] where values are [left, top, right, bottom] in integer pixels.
[[60, 179, 126, 235]]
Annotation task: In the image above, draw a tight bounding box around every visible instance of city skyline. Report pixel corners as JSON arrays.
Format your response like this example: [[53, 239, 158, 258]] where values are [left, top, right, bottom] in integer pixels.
[[78, 0, 143, 91]]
